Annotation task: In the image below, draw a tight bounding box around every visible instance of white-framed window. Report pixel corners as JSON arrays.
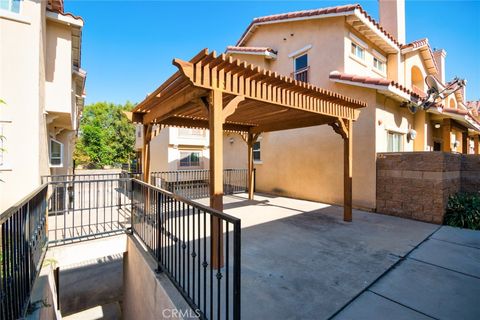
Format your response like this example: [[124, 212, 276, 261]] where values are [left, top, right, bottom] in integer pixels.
[[351, 42, 365, 61], [179, 151, 201, 168], [253, 141, 261, 162], [373, 57, 386, 73], [293, 53, 309, 82], [0, 0, 21, 13], [387, 131, 404, 152], [49, 138, 64, 167]]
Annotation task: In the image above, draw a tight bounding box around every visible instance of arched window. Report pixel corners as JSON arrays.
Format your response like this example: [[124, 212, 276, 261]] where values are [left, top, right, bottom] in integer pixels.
[[449, 98, 456, 109], [411, 66, 424, 93]]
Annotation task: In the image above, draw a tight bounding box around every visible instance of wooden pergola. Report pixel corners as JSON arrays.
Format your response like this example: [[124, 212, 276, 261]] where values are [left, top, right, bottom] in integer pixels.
[[131, 49, 366, 264]]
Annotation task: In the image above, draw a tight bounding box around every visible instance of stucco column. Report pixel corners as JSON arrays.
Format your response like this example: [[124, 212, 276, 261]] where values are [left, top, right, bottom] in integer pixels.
[[474, 135, 479, 154], [462, 132, 468, 154], [413, 110, 426, 151], [442, 119, 451, 152]]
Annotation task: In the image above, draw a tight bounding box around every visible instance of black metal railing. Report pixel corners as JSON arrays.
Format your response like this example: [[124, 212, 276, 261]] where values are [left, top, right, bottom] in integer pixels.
[[131, 179, 241, 320], [46, 178, 132, 245], [0, 184, 48, 320], [151, 169, 249, 199]]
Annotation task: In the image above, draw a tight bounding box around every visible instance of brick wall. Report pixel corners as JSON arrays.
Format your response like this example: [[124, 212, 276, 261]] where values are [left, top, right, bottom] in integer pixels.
[[376, 152, 480, 224]]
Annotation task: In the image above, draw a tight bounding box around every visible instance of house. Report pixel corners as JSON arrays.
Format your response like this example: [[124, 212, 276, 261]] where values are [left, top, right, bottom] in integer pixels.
[[221, 0, 480, 211], [0, 0, 85, 211]]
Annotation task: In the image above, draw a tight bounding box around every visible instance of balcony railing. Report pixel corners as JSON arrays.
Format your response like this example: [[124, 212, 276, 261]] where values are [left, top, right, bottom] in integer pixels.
[[3, 173, 242, 319], [0, 184, 48, 320], [131, 179, 241, 320], [151, 169, 250, 200]]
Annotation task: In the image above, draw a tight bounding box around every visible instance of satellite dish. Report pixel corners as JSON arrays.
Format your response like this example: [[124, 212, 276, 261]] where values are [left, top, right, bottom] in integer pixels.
[[407, 103, 418, 114], [425, 75, 441, 97]]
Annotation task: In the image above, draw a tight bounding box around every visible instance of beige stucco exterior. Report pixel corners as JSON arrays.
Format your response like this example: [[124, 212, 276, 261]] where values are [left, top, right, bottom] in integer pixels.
[[223, 3, 479, 211], [0, 1, 85, 211], [142, 1, 479, 211]]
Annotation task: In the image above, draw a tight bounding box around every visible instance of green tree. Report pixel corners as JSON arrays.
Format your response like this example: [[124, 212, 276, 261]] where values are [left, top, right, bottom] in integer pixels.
[[74, 101, 136, 168]]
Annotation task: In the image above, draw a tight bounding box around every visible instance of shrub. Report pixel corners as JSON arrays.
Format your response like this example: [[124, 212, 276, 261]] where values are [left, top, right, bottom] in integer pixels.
[[444, 193, 480, 230]]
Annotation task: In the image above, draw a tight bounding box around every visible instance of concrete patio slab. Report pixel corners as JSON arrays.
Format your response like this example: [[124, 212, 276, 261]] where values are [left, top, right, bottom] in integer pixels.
[[209, 193, 439, 319], [333, 291, 433, 320], [431, 226, 480, 249], [410, 238, 480, 277], [370, 258, 480, 320]]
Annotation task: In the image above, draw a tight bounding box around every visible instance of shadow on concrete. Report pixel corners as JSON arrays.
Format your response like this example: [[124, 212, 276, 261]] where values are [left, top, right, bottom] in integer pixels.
[[59, 254, 123, 317]]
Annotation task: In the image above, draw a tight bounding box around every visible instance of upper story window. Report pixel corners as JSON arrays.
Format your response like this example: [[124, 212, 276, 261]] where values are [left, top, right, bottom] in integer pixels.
[[351, 42, 365, 61], [293, 54, 308, 83], [373, 57, 386, 73], [411, 66, 425, 95], [253, 141, 261, 162], [49, 138, 64, 167], [387, 131, 404, 152], [179, 151, 201, 168], [0, 0, 21, 13]]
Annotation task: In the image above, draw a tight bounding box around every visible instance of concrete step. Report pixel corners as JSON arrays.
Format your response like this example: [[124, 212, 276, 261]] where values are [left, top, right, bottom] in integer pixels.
[[62, 301, 122, 320]]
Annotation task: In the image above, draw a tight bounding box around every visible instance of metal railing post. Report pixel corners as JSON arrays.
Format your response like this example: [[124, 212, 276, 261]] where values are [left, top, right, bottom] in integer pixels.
[[233, 220, 241, 320], [156, 191, 163, 273]]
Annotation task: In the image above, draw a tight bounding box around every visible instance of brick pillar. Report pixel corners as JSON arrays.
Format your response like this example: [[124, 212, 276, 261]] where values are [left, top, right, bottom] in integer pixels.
[[474, 135, 479, 155]]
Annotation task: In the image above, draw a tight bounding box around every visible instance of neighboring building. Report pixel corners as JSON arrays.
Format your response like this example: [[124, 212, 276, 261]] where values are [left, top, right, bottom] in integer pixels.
[[135, 123, 249, 172], [222, 0, 480, 210], [0, 0, 85, 211]]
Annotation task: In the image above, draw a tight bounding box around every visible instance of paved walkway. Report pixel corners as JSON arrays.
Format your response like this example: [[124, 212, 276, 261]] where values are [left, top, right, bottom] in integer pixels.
[[200, 194, 440, 320], [333, 226, 480, 320]]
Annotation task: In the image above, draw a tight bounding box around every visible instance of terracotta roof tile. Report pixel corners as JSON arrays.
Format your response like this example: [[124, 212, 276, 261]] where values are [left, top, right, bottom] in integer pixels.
[[467, 101, 480, 112], [236, 4, 401, 47], [400, 38, 429, 50], [226, 46, 277, 54], [443, 108, 468, 116], [401, 38, 439, 73], [329, 72, 422, 98]]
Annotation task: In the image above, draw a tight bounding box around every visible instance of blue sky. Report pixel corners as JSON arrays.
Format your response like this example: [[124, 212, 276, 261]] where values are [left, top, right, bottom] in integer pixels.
[[65, 0, 480, 104]]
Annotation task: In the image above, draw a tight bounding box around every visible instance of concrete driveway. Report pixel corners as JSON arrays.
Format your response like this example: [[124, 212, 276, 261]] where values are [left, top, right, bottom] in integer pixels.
[[334, 226, 480, 320], [211, 193, 441, 319]]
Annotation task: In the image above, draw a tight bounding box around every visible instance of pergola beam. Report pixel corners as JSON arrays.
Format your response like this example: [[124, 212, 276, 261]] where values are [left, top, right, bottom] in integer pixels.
[[250, 116, 331, 133], [160, 116, 252, 133]]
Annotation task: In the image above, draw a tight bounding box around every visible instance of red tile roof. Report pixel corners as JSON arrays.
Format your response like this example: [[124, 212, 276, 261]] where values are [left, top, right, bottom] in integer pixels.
[[329, 72, 421, 99], [236, 4, 401, 47], [443, 108, 468, 116], [400, 38, 429, 50], [467, 101, 480, 113], [226, 46, 277, 54], [401, 38, 439, 74]]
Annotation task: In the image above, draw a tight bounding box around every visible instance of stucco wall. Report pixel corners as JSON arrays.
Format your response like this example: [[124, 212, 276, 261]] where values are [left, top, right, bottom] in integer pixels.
[[123, 236, 194, 320], [376, 152, 480, 224], [45, 20, 72, 114], [0, 1, 46, 211], [230, 17, 377, 210], [223, 133, 247, 169]]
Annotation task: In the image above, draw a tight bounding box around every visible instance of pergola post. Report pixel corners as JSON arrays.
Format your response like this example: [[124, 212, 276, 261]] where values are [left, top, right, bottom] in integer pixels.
[[247, 133, 257, 200], [343, 120, 353, 222], [142, 124, 152, 183], [208, 89, 224, 268]]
